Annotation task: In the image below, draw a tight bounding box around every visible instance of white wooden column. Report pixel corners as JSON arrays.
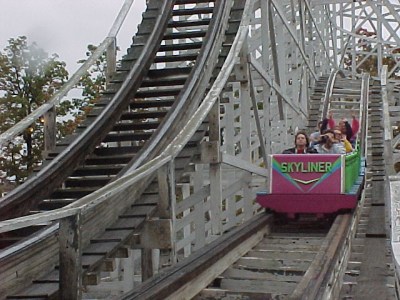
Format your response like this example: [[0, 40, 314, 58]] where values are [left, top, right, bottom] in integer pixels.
[[193, 164, 206, 250], [204, 100, 223, 235], [237, 48, 254, 221], [224, 94, 237, 228], [261, 0, 272, 160], [181, 183, 191, 257]]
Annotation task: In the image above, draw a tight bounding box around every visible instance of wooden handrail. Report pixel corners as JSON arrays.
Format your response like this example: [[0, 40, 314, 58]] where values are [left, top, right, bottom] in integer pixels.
[[0, 0, 174, 220], [0, 0, 254, 232]]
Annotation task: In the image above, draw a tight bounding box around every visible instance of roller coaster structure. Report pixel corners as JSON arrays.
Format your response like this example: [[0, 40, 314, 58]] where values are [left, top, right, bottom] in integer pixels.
[[0, 0, 400, 299]]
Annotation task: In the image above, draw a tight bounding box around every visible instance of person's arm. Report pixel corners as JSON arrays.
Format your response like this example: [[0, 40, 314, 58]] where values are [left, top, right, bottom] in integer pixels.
[[351, 114, 359, 138], [328, 112, 335, 129], [342, 138, 353, 153]]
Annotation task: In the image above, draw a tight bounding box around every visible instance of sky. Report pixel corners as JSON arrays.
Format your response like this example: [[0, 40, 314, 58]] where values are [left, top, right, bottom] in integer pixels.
[[0, 0, 147, 73]]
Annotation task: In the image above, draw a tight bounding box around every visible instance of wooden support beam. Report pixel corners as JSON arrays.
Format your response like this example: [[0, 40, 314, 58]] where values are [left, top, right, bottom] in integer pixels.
[[59, 213, 82, 300], [142, 248, 153, 281], [208, 100, 223, 235], [43, 105, 56, 155], [106, 37, 117, 86], [83, 272, 99, 286]]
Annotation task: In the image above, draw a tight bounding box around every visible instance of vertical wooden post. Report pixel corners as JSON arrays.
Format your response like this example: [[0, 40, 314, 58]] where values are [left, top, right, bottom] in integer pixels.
[[268, 1, 284, 120], [193, 164, 206, 251], [59, 213, 82, 300], [158, 160, 176, 220], [43, 105, 56, 155], [181, 184, 191, 257], [141, 160, 177, 278], [106, 37, 117, 86], [141, 248, 153, 281], [158, 160, 177, 265], [261, 0, 272, 161], [208, 100, 223, 235], [237, 48, 254, 221], [224, 93, 237, 228]]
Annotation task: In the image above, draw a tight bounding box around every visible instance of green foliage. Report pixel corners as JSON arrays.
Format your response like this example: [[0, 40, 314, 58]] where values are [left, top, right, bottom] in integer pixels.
[[0, 36, 68, 183], [57, 44, 107, 136], [0, 37, 106, 187]]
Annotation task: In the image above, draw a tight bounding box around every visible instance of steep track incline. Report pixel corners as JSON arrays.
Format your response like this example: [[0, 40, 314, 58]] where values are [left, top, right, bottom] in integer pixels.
[[0, 1, 246, 298]]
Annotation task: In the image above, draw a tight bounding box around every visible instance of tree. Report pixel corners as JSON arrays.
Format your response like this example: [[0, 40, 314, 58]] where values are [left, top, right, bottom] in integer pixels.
[[0, 37, 107, 191], [57, 44, 107, 137], [0, 36, 69, 186]]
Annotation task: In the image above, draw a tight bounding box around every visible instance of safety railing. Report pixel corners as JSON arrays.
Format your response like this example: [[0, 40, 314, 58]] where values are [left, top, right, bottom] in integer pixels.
[[0, 0, 340, 297], [384, 62, 400, 299], [344, 148, 361, 193], [0, 1, 259, 298]]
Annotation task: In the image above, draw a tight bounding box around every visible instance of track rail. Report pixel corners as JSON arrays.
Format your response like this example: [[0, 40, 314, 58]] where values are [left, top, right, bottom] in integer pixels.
[[0, 0, 248, 298], [117, 214, 351, 300], [1, 0, 396, 298]]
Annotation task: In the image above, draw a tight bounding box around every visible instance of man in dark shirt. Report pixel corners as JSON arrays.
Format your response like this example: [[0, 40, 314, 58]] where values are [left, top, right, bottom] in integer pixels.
[[282, 131, 318, 154]]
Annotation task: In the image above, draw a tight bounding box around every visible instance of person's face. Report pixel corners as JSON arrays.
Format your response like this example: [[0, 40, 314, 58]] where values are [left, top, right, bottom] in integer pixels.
[[320, 133, 334, 148], [296, 134, 307, 147], [325, 132, 334, 141], [334, 130, 342, 140], [338, 121, 346, 133]]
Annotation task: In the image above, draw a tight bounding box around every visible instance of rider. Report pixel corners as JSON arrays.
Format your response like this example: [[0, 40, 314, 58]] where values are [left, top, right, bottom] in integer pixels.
[[313, 129, 346, 154], [282, 131, 318, 154]]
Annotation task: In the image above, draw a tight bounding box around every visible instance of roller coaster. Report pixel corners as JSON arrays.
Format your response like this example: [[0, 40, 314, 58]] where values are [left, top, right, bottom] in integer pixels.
[[0, 0, 400, 299]]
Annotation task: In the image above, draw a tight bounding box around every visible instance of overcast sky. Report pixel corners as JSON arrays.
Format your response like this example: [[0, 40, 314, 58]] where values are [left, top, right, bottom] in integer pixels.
[[0, 0, 147, 73]]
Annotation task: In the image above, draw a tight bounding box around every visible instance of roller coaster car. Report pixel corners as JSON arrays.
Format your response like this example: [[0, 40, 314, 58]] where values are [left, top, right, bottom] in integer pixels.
[[256, 149, 365, 218]]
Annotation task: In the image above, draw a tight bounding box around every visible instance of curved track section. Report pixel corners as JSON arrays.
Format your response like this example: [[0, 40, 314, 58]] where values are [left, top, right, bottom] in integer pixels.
[[0, 1, 246, 298]]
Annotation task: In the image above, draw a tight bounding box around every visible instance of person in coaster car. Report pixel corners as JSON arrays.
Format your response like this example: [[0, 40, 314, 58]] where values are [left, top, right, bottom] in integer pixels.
[[321, 111, 359, 143], [313, 129, 346, 154], [282, 131, 318, 154]]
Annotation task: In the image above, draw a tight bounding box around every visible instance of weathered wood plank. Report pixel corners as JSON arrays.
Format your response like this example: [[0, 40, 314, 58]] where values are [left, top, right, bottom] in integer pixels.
[[255, 242, 321, 251], [246, 250, 317, 260], [353, 238, 393, 299], [220, 278, 296, 294], [234, 257, 311, 271], [223, 267, 303, 282], [59, 214, 82, 300]]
